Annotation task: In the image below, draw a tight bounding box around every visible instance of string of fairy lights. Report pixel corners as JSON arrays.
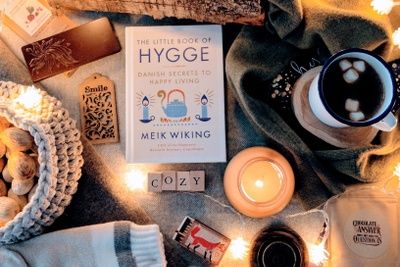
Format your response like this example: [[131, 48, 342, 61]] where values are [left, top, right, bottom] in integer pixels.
[[1, 1, 400, 265], [123, 168, 330, 265], [371, 0, 400, 46]]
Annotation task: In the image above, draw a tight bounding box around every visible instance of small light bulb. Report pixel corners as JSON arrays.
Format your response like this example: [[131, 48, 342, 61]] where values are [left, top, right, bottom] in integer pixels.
[[124, 169, 146, 191], [229, 237, 249, 260], [255, 179, 264, 188], [393, 27, 400, 47], [371, 0, 395, 15], [15, 86, 42, 109], [308, 243, 329, 266]]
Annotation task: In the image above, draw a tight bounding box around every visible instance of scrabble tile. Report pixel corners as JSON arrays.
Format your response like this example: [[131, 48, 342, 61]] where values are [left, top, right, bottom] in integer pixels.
[[147, 172, 162, 192], [162, 171, 177, 191], [190, 170, 205, 192], [177, 171, 191, 191]]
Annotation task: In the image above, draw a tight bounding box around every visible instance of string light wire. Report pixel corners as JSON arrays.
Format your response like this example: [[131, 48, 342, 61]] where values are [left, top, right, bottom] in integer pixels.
[[286, 208, 331, 266]]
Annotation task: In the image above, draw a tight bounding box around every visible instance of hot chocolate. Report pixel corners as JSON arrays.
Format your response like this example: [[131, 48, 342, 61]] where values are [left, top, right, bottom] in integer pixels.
[[322, 57, 384, 122]]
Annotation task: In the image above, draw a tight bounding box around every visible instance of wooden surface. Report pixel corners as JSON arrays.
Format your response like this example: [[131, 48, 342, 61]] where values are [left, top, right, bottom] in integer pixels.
[[291, 67, 378, 148], [47, 0, 265, 25]]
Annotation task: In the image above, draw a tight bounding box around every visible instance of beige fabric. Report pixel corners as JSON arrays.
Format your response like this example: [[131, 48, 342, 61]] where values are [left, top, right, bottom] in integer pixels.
[[325, 186, 399, 266]]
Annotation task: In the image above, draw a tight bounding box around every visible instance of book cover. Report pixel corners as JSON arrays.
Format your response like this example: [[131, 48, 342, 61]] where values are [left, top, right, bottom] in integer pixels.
[[125, 25, 226, 163]]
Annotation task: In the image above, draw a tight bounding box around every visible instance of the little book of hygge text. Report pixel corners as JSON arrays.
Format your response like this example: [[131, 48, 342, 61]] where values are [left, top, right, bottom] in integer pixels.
[[125, 25, 226, 163]]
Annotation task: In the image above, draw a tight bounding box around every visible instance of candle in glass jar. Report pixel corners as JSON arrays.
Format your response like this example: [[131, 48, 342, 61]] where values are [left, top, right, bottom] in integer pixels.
[[224, 147, 294, 218]]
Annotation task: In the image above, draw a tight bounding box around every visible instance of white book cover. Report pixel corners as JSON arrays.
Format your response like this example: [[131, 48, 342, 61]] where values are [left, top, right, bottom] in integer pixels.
[[125, 25, 226, 163]]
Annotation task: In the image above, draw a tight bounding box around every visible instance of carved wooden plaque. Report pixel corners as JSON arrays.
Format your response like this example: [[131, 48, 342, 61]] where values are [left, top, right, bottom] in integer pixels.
[[79, 73, 119, 144], [21, 17, 121, 82]]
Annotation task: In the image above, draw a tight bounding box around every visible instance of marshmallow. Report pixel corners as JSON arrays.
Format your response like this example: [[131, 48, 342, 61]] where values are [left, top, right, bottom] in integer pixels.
[[343, 68, 359, 84], [339, 59, 352, 71], [345, 98, 360, 112], [353, 60, 366, 73], [349, 111, 365, 121]]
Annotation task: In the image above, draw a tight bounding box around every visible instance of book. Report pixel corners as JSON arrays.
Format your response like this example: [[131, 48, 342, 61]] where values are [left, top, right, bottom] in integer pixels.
[[125, 25, 226, 163]]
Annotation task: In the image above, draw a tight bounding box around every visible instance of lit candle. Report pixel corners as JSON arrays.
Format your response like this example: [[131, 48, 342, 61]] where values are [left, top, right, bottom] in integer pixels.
[[224, 147, 294, 218], [240, 160, 283, 203]]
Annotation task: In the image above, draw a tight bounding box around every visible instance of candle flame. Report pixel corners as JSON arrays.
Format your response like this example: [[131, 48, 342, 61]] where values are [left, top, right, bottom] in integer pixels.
[[229, 237, 249, 260], [15, 86, 42, 109], [371, 0, 395, 15], [308, 243, 329, 266], [394, 162, 400, 178], [124, 169, 147, 191], [255, 179, 264, 188]]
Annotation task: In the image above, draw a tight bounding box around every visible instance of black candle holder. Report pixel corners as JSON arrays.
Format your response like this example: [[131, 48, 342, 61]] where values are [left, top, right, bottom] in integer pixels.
[[250, 226, 308, 267]]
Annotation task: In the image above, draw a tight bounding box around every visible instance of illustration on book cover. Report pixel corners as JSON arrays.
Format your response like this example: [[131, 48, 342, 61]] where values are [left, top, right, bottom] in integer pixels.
[[136, 89, 214, 123]]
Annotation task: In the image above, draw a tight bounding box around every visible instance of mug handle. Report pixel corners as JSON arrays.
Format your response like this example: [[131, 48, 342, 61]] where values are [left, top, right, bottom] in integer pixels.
[[373, 112, 397, 132]]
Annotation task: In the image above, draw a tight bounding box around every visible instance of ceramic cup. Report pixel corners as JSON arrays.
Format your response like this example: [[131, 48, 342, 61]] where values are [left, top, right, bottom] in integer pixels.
[[308, 48, 397, 132]]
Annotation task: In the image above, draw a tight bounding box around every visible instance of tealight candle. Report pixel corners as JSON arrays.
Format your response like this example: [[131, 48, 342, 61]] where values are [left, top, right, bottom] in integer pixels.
[[224, 147, 294, 218]]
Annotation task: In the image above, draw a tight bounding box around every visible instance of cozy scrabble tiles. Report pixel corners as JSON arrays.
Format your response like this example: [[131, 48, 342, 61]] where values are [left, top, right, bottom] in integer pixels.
[[148, 170, 205, 192]]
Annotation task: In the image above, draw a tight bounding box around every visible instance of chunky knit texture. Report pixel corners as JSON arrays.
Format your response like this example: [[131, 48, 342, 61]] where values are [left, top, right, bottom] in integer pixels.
[[0, 221, 167, 267], [0, 81, 83, 244]]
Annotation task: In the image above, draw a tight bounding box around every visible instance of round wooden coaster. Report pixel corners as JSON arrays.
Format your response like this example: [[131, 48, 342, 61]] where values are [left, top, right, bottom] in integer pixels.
[[291, 67, 378, 148]]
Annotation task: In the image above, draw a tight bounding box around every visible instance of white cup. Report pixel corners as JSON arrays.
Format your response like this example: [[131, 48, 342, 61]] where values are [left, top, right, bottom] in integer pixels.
[[308, 48, 397, 132]]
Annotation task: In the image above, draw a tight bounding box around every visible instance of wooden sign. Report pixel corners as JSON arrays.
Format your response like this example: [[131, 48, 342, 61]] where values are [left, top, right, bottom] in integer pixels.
[[21, 17, 121, 82], [173, 216, 230, 265], [79, 73, 119, 144]]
